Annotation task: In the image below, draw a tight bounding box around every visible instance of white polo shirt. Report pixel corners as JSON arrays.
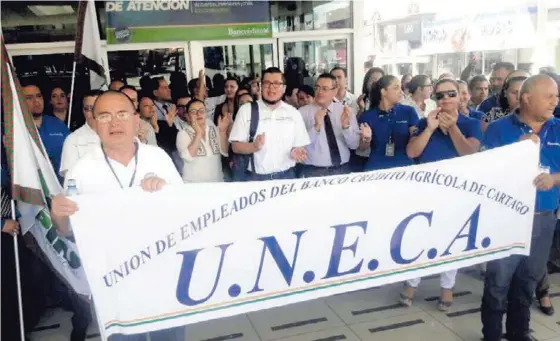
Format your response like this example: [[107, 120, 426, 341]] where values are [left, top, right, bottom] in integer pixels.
[[63, 142, 183, 194], [229, 100, 310, 175], [59, 123, 100, 176]]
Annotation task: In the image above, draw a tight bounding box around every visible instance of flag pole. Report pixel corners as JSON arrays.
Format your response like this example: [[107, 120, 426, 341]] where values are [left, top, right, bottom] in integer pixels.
[[67, 61, 78, 129], [11, 200, 26, 341]]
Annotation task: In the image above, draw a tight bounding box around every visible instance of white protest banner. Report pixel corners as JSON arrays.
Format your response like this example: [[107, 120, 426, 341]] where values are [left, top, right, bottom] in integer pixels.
[[70, 141, 538, 337]]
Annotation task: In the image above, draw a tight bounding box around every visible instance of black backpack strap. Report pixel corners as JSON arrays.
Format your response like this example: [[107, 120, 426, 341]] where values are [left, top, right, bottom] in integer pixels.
[[248, 101, 259, 173]]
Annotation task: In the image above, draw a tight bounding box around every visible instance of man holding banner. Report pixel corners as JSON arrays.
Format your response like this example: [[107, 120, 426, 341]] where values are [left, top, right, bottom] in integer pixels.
[[481, 74, 560, 341], [51, 90, 183, 341]]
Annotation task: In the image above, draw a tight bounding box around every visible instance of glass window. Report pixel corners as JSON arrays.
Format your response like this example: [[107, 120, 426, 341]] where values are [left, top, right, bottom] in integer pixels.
[[203, 44, 274, 96], [437, 53, 465, 79], [397, 63, 412, 77], [483, 50, 516, 76], [107, 48, 186, 88], [283, 39, 349, 91], [1, 1, 106, 44], [417, 57, 434, 78], [270, 1, 352, 33]]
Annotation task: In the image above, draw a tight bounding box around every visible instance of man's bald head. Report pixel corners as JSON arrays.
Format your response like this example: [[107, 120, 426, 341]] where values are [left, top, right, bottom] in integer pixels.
[[93, 90, 136, 116], [92, 90, 140, 150], [519, 74, 559, 120]]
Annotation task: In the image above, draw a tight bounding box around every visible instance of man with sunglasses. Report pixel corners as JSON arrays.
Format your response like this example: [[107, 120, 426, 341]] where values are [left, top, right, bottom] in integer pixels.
[[481, 74, 560, 341], [60, 90, 104, 178]]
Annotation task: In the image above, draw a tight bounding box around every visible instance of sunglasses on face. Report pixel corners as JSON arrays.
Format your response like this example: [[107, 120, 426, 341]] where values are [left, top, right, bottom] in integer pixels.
[[435, 90, 458, 100]]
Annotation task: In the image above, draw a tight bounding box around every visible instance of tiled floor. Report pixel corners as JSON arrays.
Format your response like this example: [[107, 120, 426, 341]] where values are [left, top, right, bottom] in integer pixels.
[[29, 269, 560, 341]]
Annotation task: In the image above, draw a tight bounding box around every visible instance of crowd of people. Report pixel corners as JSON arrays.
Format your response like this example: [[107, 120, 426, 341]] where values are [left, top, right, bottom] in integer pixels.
[[2, 60, 560, 341]]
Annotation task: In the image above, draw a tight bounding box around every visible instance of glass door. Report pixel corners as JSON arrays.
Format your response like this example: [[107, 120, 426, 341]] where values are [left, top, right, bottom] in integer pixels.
[[278, 35, 352, 92], [190, 39, 277, 96], [106, 42, 190, 89]]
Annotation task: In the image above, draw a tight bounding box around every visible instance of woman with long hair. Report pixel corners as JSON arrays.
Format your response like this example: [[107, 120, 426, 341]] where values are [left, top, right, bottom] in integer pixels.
[[357, 75, 419, 171], [176, 99, 230, 183], [404, 78, 482, 311]]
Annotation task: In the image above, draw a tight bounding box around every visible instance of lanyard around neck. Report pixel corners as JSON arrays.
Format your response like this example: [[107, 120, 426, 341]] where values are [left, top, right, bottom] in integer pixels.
[[102, 143, 139, 189]]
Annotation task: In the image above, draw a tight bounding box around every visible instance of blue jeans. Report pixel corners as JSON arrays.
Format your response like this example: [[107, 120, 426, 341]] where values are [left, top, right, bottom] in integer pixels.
[[246, 168, 296, 181], [299, 164, 350, 178], [481, 211, 556, 341]]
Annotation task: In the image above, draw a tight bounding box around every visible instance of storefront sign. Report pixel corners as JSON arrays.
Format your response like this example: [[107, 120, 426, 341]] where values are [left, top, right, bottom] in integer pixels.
[[397, 20, 422, 42], [70, 141, 538, 337], [105, 0, 272, 44], [418, 8, 537, 54]]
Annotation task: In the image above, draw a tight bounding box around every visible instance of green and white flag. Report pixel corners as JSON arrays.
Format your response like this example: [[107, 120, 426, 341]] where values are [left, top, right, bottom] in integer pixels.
[[1, 39, 90, 296]]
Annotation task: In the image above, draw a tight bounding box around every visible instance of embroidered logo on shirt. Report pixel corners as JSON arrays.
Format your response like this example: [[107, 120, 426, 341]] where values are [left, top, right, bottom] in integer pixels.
[[49, 133, 64, 137], [546, 142, 560, 147], [396, 120, 408, 124]]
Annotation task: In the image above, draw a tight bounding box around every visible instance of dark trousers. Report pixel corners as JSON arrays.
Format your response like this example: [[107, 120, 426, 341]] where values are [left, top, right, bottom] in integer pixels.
[[246, 167, 296, 181], [1, 233, 48, 341], [481, 211, 556, 340], [349, 151, 367, 173], [299, 164, 350, 178], [535, 219, 560, 300], [70, 293, 92, 341]]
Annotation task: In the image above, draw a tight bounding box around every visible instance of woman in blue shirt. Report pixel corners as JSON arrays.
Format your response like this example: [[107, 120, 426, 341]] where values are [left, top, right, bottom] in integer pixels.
[[357, 75, 419, 171], [401, 78, 482, 311]]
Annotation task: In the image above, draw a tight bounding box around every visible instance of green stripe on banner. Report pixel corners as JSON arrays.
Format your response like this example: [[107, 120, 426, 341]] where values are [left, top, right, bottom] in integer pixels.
[[107, 23, 272, 44], [104, 244, 524, 330]]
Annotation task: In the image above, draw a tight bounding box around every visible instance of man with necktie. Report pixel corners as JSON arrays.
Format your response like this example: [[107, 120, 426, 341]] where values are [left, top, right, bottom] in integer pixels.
[[298, 73, 360, 177]]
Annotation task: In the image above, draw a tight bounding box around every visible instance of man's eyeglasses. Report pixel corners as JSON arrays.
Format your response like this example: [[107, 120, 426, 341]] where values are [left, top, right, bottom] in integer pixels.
[[95, 111, 134, 124], [188, 108, 206, 115], [434, 90, 458, 100], [314, 86, 336, 92], [176, 104, 188, 110], [262, 81, 285, 89]]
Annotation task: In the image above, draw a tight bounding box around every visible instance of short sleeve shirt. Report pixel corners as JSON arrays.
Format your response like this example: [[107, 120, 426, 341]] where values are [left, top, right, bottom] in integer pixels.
[[64, 143, 183, 195], [415, 114, 482, 164], [358, 103, 419, 170]]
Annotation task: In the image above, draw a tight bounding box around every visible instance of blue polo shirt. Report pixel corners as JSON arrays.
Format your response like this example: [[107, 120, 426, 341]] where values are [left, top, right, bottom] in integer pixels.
[[477, 94, 499, 114], [415, 114, 482, 164], [358, 104, 418, 171], [465, 109, 484, 121], [37, 115, 69, 180], [554, 106, 560, 118], [483, 113, 560, 212]]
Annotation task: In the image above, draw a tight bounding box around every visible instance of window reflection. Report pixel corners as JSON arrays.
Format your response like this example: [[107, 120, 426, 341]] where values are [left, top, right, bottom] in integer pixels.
[[283, 39, 348, 90], [270, 1, 352, 33], [1, 1, 105, 44], [203, 44, 273, 96], [107, 49, 186, 87]]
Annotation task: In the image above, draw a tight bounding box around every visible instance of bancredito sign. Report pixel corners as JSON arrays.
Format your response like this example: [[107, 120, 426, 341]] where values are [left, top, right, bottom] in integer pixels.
[[105, 0, 272, 44], [70, 141, 538, 337]]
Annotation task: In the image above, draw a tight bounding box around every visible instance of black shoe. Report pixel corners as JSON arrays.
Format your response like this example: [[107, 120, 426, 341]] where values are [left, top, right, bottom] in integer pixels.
[[538, 299, 555, 316], [70, 328, 87, 341]]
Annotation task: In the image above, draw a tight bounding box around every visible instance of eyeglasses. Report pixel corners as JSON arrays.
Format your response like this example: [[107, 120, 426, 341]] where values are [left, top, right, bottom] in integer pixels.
[[314, 86, 336, 92], [176, 104, 188, 110], [434, 90, 458, 100], [188, 108, 206, 115], [95, 111, 134, 124], [262, 81, 285, 89]]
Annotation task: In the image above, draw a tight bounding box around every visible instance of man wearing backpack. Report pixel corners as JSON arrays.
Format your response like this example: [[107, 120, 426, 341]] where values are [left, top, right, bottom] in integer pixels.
[[229, 67, 310, 181]]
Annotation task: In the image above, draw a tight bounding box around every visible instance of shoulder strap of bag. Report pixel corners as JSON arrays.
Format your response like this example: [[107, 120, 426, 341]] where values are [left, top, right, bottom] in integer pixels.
[[248, 101, 259, 174]]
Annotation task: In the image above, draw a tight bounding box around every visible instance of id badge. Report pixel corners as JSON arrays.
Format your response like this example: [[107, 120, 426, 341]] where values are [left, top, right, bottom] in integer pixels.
[[385, 142, 395, 157], [539, 164, 551, 174]]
